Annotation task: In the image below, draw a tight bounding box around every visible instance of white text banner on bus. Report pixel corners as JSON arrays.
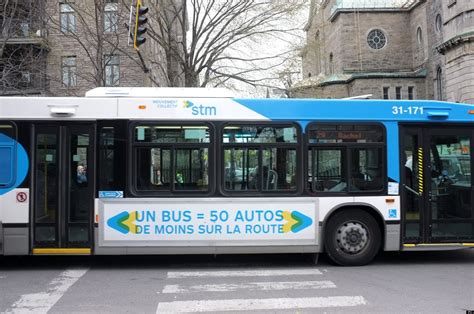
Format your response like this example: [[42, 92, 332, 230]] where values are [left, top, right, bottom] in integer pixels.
[[117, 98, 269, 120], [99, 199, 317, 246]]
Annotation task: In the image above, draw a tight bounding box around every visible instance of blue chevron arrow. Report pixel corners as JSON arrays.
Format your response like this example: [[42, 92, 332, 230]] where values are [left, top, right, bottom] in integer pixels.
[[291, 211, 313, 233], [107, 211, 130, 234]]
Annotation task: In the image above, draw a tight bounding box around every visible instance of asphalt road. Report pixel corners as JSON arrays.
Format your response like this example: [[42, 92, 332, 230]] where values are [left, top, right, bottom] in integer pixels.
[[0, 250, 473, 313]]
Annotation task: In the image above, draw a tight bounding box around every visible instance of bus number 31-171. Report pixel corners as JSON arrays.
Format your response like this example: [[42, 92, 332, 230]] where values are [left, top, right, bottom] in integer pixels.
[[392, 106, 424, 115]]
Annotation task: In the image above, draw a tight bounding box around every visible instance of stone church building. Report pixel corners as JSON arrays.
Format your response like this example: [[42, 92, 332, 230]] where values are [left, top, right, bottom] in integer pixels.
[[293, 0, 474, 103]]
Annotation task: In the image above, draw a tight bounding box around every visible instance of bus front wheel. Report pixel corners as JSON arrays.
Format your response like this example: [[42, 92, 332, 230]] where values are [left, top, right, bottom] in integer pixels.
[[325, 209, 381, 266]]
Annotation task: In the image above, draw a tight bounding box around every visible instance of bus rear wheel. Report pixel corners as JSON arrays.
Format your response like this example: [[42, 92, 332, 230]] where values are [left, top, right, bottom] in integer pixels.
[[325, 209, 381, 266]]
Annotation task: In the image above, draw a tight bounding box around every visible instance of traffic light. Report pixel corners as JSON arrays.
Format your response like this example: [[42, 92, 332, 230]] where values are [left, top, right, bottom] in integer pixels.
[[133, 0, 148, 50]]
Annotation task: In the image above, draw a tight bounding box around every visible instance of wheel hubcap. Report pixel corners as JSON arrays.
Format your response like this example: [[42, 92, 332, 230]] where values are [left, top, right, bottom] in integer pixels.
[[336, 222, 369, 254]]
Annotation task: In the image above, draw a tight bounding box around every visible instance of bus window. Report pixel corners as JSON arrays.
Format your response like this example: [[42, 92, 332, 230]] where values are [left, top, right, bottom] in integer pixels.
[[349, 148, 384, 191], [99, 127, 115, 190], [262, 148, 297, 191], [222, 124, 300, 193], [98, 122, 126, 192], [430, 135, 471, 227], [308, 124, 384, 143], [308, 149, 346, 192], [135, 125, 210, 143], [133, 124, 211, 194], [224, 148, 258, 191], [174, 148, 209, 191], [307, 123, 386, 194], [0, 123, 16, 188], [223, 126, 297, 144], [136, 148, 171, 190]]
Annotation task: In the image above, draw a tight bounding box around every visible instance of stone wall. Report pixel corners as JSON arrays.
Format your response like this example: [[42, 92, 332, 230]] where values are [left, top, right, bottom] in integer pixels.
[[409, 2, 428, 70], [302, 3, 334, 78], [291, 83, 349, 99], [424, 0, 445, 100], [338, 12, 413, 72], [297, 0, 474, 103], [445, 42, 474, 103], [349, 78, 426, 100], [444, 0, 474, 40], [439, 0, 474, 104]]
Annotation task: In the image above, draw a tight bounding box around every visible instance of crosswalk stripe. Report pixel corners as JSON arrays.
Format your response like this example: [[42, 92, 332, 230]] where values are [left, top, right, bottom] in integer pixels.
[[6, 268, 88, 314], [162, 280, 336, 293], [167, 269, 322, 279], [156, 296, 367, 313]]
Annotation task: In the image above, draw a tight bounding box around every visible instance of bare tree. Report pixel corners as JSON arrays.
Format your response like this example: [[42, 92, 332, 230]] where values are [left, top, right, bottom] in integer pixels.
[[149, 0, 308, 88], [0, 0, 48, 96], [275, 58, 303, 98], [0, 44, 47, 95], [0, 0, 18, 58]]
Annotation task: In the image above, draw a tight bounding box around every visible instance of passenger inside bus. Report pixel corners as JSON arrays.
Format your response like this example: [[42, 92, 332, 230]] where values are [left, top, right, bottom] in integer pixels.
[[76, 165, 87, 184], [350, 167, 383, 191]]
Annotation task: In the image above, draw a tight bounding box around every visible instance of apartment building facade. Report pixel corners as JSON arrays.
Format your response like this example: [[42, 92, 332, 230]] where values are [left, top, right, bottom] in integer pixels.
[[1, 0, 183, 96]]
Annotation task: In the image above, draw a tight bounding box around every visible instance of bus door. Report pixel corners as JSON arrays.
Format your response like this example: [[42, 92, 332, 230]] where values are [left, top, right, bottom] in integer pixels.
[[401, 125, 474, 245], [32, 124, 95, 252]]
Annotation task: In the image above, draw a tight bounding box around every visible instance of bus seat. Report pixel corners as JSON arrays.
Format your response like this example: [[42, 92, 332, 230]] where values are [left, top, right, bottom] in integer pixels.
[[351, 171, 365, 190], [265, 169, 278, 190]]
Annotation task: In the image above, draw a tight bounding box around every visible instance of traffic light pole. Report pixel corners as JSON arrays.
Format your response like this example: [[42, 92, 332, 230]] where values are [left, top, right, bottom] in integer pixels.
[[125, 23, 149, 73], [126, 0, 149, 73], [136, 50, 149, 73], [133, 0, 148, 50]]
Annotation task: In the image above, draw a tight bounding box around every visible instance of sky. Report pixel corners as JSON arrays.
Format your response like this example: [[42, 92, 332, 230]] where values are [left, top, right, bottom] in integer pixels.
[[186, 1, 310, 98]]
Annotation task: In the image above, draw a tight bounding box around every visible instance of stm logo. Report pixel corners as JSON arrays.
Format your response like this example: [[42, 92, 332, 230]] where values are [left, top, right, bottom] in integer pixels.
[[183, 100, 217, 116]]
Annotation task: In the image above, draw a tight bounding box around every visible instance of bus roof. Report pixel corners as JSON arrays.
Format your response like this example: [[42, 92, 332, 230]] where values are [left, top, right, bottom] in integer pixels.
[[0, 94, 473, 123], [85, 87, 236, 98]]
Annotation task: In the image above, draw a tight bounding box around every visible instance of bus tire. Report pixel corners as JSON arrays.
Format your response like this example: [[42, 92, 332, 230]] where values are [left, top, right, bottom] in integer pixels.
[[324, 209, 381, 266]]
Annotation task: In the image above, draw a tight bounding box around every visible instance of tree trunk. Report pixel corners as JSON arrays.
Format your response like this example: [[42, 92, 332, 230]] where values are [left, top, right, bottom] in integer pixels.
[[185, 70, 200, 87]]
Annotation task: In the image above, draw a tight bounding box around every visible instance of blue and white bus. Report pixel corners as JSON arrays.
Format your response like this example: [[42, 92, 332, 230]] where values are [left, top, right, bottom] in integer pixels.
[[0, 87, 473, 265]]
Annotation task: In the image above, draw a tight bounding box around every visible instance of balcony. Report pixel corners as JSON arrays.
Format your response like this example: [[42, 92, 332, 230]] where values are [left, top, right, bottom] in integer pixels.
[[1, 19, 48, 47], [0, 71, 47, 96]]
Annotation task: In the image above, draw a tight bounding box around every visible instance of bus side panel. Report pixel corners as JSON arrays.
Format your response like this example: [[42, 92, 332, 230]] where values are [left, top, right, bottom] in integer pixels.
[[3, 228, 29, 256], [93, 196, 400, 255], [318, 196, 401, 252], [353, 196, 401, 251], [94, 197, 321, 254], [0, 121, 30, 256], [0, 191, 30, 256], [94, 244, 322, 256]]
